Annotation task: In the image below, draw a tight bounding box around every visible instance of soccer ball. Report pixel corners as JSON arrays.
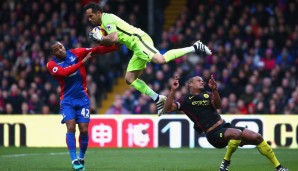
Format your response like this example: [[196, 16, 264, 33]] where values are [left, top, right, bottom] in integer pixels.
[[91, 26, 107, 36]]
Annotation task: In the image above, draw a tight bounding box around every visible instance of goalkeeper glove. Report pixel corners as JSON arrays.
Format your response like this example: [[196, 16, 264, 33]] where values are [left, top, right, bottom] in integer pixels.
[[88, 29, 103, 42]]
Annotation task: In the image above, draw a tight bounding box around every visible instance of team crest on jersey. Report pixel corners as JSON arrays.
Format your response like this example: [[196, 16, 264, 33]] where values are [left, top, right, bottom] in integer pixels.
[[70, 56, 75, 62], [203, 94, 209, 98], [106, 24, 112, 31]]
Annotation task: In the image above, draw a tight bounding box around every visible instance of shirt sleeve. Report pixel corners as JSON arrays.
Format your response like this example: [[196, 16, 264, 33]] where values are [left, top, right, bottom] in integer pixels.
[[101, 13, 118, 34], [47, 60, 84, 77], [70, 46, 118, 60], [176, 97, 185, 111]]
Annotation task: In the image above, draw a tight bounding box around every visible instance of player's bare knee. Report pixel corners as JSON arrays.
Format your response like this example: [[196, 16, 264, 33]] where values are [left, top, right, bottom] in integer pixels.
[[235, 130, 242, 140], [156, 58, 166, 64], [254, 133, 264, 143], [152, 54, 166, 64], [232, 130, 243, 139], [125, 79, 131, 85], [225, 129, 242, 140], [80, 129, 88, 135], [67, 126, 76, 133], [125, 76, 133, 85]]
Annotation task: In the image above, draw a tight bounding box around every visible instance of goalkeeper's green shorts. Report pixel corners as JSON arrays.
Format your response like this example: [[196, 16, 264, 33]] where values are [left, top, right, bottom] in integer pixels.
[[127, 34, 159, 72]]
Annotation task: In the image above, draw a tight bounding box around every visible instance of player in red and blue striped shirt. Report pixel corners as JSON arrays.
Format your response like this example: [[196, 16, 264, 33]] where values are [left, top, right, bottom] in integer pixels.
[[47, 41, 118, 170]]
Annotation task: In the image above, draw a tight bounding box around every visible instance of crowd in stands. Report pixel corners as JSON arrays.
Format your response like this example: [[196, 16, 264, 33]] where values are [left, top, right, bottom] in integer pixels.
[[0, 0, 135, 114], [0, 0, 297, 115]]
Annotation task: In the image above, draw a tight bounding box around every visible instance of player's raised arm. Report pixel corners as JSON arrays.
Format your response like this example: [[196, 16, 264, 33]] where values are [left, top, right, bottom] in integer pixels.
[[47, 52, 92, 77], [90, 44, 119, 54], [164, 76, 180, 113], [208, 75, 221, 109], [70, 45, 119, 60]]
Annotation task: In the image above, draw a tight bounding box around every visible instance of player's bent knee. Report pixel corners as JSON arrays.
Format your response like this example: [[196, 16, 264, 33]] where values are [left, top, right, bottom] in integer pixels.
[[242, 129, 264, 144], [233, 130, 243, 139], [225, 128, 242, 140], [125, 79, 132, 85], [67, 126, 76, 133], [254, 133, 264, 143], [80, 129, 88, 135], [152, 54, 166, 64], [125, 76, 134, 85]]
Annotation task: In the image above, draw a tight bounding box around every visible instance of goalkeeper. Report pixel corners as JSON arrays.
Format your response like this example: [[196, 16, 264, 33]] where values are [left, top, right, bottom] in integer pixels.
[[84, 2, 212, 115]]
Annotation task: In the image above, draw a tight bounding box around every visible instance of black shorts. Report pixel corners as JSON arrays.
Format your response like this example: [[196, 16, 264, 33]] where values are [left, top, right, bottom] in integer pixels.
[[206, 122, 245, 149]]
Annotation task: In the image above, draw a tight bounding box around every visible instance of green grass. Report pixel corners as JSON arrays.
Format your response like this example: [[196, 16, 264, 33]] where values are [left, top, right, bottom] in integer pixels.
[[1, 147, 297, 171]]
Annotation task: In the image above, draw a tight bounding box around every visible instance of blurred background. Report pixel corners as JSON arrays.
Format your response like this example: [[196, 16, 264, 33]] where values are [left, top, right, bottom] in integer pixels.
[[0, 0, 297, 115]]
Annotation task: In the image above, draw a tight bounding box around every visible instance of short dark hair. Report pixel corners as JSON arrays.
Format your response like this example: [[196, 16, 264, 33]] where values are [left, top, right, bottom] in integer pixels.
[[187, 77, 195, 88], [49, 41, 59, 53], [84, 2, 103, 13]]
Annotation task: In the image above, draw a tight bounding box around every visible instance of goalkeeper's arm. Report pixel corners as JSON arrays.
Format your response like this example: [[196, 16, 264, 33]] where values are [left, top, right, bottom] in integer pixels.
[[89, 30, 118, 46]]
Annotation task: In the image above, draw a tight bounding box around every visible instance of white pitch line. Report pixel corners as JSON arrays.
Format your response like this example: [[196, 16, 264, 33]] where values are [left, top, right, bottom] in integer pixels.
[[0, 152, 69, 158]]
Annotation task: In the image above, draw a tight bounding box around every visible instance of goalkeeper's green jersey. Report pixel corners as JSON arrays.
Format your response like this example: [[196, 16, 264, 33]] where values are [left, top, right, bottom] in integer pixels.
[[101, 13, 146, 50]]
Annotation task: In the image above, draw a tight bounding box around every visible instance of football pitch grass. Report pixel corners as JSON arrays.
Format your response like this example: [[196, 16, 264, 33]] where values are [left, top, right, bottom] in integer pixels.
[[1, 147, 297, 171]]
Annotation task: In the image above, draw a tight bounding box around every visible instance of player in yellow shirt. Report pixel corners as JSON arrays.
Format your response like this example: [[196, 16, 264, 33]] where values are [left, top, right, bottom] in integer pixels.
[[84, 2, 212, 115]]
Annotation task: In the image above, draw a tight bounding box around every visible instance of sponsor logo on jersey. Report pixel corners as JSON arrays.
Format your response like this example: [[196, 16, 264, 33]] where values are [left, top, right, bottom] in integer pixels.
[[203, 94, 209, 98], [192, 100, 209, 106]]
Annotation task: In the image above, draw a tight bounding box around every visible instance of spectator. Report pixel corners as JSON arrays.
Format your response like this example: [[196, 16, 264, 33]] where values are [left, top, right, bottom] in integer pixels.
[[48, 93, 60, 114], [255, 101, 266, 114], [106, 95, 131, 114], [41, 105, 51, 114], [149, 101, 158, 113], [240, 84, 255, 105], [21, 102, 29, 114], [220, 97, 229, 114], [122, 89, 135, 112], [6, 84, 24, 114], [261, 49, 276, 71], [237, 99, 248, 114], [28, 93, 43, 114], [134, 95, 150, 114], [5, 103, 13, 114]]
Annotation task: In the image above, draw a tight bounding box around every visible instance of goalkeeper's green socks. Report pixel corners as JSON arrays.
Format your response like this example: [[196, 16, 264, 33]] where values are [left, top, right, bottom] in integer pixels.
[[257, 140, 280, 167], [224, 140, 241, 161], [164, 47, 194, 62], [130, 79, 158, 101]]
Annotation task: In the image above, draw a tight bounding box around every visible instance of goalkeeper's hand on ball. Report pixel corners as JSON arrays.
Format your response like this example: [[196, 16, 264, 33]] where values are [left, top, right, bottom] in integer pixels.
[[88, 27, 103, 42]]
